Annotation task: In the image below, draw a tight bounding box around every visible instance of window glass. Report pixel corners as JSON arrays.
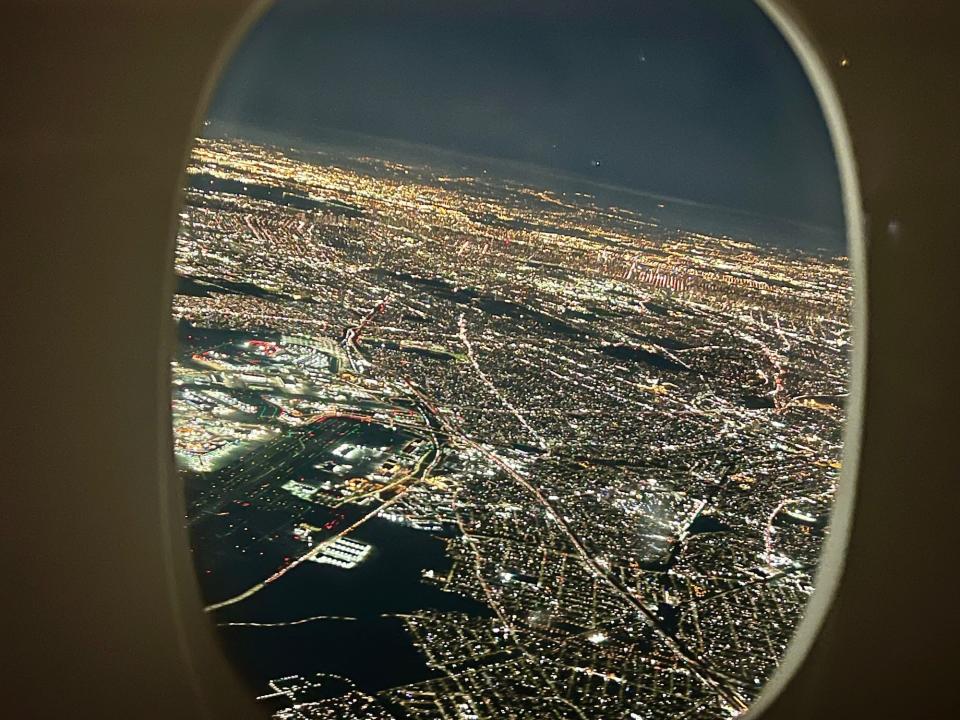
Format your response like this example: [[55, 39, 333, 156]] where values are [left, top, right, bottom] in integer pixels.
[[172, 2, 851, 718]]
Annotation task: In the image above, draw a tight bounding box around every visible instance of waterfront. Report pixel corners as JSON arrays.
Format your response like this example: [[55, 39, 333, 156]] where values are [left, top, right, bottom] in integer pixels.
[[207, 518, 490, 694]]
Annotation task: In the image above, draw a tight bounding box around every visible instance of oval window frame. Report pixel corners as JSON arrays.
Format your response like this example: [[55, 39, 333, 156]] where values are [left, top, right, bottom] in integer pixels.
[[161, 2, 868, 717]]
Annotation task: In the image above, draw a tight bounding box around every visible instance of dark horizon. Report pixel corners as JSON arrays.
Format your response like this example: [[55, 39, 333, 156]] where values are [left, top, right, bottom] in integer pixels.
[[208, 0, 845, 245], [205, 119, 847, 254]]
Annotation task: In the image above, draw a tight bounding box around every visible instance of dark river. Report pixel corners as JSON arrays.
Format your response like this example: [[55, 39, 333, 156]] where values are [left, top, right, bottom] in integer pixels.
[[204, 517, 489, 695]]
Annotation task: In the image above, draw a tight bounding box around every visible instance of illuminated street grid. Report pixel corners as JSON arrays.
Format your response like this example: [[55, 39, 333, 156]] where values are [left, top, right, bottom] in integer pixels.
[[172, 136, 850, 719]]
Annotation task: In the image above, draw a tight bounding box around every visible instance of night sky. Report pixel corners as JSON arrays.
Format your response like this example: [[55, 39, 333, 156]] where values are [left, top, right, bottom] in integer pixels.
[[209, 0, 844, 234]]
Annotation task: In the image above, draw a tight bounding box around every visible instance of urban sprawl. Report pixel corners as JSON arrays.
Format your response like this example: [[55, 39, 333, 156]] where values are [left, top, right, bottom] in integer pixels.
[[172, 136, 850, 720]]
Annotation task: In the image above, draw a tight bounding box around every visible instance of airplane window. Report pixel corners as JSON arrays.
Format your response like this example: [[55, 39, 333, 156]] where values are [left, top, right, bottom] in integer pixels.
[[170, 1, 853, 718]]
